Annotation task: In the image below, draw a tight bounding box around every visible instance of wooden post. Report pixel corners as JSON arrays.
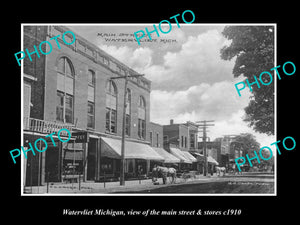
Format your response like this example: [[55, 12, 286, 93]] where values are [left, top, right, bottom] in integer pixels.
[[83, 143, 88, 182]]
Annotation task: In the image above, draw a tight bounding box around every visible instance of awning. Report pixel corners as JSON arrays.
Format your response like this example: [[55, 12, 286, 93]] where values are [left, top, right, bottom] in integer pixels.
[[64, 150, 83, 160], [170, 148, 192, 164], [190, 152, 219, 165], [152, 147, 180, 164], [182, 151, 197, 162], [207, 156, 219, 165], [192, 152, 203, 157], [101, 137, 164, 161]]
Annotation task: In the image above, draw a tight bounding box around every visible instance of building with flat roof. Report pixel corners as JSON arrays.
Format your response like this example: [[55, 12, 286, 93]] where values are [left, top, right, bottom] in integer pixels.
[[162, 119, 198, 171], [23, 25, 162, 187]]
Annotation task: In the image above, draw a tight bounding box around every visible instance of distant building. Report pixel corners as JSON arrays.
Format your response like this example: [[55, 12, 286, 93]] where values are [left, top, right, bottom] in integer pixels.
[[149, 122, 180, 168], [210, 135, 248, 167], [163, 120, 198, 170]]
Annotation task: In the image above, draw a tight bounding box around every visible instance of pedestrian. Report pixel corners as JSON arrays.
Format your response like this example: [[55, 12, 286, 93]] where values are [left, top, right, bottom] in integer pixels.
[[152, 164, 159, 185]]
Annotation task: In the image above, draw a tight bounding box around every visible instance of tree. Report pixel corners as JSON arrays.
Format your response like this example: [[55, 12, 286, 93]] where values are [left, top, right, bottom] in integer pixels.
[[220, 26, 275, 135], [233, 133, 260, 155], [233, 133, 273, 170]]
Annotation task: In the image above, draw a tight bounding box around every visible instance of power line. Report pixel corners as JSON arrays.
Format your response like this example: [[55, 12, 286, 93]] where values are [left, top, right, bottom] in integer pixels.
[[196, 120, 215, 176], [109, 72, 145, 186]]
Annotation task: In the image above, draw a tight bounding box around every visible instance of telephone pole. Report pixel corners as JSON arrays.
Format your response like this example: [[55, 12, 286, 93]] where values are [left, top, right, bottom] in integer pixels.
[[196, 120, 215, 176], [110, 72, 144, 186]]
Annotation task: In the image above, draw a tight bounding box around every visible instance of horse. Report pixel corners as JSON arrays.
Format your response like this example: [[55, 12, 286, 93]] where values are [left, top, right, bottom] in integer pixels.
[[167, 167, 177, 184], [152, 166, 177, 184], [216, 166, 226, 176]]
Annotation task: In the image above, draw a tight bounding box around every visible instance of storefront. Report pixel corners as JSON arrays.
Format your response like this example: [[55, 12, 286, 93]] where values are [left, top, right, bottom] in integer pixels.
[[100, 137, 164, 180], [152, 147, 180, 166], [24, 131, 72, 186], [169, 147, 193, 171]]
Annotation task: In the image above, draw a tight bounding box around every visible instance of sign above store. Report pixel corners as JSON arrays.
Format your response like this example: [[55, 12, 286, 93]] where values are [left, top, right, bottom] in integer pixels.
[[72, 131, 89, 143]]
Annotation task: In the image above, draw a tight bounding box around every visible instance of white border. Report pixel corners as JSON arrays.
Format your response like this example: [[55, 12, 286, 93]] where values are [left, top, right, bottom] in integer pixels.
[[21, 23, 277, 196]]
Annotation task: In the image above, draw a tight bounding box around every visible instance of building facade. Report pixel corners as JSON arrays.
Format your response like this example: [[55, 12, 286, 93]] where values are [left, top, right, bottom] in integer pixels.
[[23, 25, 162, 186], [162, 120, 198, 171]]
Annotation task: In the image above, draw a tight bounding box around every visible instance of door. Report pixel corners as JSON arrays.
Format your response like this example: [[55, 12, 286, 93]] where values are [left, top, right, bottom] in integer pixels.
[[87, 138, 97, 180]]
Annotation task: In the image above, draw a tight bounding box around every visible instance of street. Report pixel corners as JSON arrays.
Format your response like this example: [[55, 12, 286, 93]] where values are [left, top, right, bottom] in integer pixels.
[[24, 172, 274, 194]]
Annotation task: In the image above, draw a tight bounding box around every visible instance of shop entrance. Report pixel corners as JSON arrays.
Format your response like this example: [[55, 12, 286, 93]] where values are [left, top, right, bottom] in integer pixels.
[[45, 144, 61, 182], [87, 138, 97, 180]]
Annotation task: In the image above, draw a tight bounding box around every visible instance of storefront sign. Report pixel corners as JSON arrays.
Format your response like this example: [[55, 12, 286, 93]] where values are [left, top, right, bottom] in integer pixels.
[[73, 131, 89, 143]]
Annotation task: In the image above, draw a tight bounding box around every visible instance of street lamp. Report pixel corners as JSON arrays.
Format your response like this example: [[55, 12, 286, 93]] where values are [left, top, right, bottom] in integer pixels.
[[110, 72, 144, 186]]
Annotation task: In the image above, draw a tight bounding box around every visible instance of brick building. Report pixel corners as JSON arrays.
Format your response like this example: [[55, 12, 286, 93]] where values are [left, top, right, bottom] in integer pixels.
[[162, 120, 198, 170], [149, 122, 180, 168], [22, 25, 164, 186], [200, 135, 247, 168]]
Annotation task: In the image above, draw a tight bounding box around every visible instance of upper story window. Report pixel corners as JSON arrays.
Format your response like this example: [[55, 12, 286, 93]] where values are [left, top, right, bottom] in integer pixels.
[[150, 131, 153, 146], [57, 57, 74, 77], [87, 70, 95, 128], [190, 133, 195, 148], [88, 70, 95, 87], [138, 96, 146, 139], [56, 57, 74, 124], [106, 80, 117, 133], [125, 88, 131, 136]]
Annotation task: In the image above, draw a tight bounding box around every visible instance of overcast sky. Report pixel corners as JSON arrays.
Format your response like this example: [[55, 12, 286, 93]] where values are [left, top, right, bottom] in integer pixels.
[[68, 24, 276, 149]]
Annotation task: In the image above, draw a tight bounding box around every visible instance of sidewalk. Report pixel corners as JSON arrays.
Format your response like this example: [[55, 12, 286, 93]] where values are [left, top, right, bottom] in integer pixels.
[[24, 175, 213, 194]]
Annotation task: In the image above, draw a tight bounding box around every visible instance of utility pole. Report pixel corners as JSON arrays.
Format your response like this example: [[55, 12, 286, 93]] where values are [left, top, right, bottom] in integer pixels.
[[110, 72, 144, 186], [196, 120, 214, 176]]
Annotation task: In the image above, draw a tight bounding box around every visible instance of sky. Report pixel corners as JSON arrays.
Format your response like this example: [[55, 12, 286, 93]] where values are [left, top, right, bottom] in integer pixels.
[[68, 24, 276, 149]]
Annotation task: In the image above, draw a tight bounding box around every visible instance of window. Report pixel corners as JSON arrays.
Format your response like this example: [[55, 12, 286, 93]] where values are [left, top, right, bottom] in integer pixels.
[[106, 80, 117, 133], [56, 57, 74, 123], [138, 96, 146, 139], [150, 131, 153, 146], [125, 114, 130, 136], [156, 133, 159, 147], [125, 88, 131, 136], [163, 135, 169, 143], [88, 70, 95, 87], [181, 136, 184, 148], [87, 102, 95, 128], [56, 91, 64, 122], [87, 70, 95, 128], [65, 94, 73, 123], [185, 137, 187, 148], [190, 133, 195, 148]]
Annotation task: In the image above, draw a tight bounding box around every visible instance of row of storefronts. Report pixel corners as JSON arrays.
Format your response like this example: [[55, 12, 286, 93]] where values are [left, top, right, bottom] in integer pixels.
[[23, 120, 220, 187]]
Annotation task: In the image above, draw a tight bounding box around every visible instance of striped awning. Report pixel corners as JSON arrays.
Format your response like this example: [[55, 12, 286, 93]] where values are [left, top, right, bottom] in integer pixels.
[[169, 148, 192, 164], [207, 156, 219, 165], [182, 151, 197, 162], [190, 152, 219, 165], [152, 147, 180, 164], [101, 137, 164, 161]]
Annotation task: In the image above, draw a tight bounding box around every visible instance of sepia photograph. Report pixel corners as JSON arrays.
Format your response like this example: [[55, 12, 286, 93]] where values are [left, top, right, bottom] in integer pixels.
[[21, 23, 276, 195]]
